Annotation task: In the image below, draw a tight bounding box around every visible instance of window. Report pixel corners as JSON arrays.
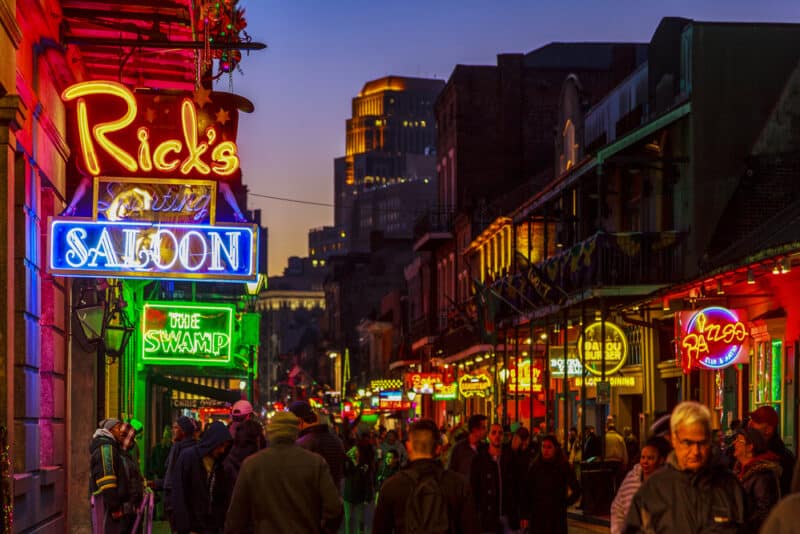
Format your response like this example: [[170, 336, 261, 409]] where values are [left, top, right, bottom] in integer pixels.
[[753, 339, 783, 419]]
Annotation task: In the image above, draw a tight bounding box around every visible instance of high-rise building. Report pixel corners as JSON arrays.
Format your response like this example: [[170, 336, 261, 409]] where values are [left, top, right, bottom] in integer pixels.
[[334, 76, 445, 252]]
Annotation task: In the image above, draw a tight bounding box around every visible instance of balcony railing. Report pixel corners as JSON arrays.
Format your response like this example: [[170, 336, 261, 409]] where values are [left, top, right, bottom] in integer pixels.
[[492, 231, 686, 311], [413, 209, 454, 242]]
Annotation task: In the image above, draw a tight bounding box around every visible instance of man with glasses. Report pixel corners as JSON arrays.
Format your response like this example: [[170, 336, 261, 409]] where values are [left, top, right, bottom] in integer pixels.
[[624, 401, 745, 533]]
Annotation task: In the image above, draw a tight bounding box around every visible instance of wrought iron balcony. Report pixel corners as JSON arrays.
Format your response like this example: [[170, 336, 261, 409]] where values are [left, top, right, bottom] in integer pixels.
[[413, 209, 454, 250]]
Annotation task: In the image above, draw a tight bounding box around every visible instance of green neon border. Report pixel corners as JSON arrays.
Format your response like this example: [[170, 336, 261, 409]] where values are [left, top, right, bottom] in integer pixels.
[[140, 301, 235, 366]]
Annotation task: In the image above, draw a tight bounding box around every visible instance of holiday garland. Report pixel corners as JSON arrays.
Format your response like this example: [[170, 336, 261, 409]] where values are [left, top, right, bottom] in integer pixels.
[[198, 0, 250, 80]]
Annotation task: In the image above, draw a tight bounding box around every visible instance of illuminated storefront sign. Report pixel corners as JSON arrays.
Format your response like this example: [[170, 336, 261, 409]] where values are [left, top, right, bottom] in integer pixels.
[[48, 218, 257, 281], [370, 379, 403, 392], [678, 307, 748, 370], [459, 372, 492, 398], [141, 302, 234, 365], [550, 358, 584, 378], [508, 360, 543, 394], [404, 372, 442, 394], [574, 375, 636, 388], [62, 81, 240, 179], [94, 177, 217, 224], [433, 382, 458, 400], [578, 321, 629, 376], [378, 390, 411, 410]]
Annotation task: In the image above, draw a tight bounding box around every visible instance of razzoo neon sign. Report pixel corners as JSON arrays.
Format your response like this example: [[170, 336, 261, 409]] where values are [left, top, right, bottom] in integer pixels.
[[679, 307, 748, 370], [49, 218, 257, 281], [62, 81, 239, 179], [141, 302, 234, 365]]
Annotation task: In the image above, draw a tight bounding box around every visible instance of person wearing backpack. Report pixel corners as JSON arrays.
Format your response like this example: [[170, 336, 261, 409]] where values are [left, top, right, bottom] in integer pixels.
[[372, 419, 478, 534]]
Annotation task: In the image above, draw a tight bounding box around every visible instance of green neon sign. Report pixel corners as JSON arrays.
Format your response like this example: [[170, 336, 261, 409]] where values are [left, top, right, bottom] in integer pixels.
[[140, 301, 235, 366]]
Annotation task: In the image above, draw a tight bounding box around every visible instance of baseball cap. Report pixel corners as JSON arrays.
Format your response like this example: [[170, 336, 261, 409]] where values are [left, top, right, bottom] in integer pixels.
[[287, 400, 316, 423], [750, 406, 779, 428]]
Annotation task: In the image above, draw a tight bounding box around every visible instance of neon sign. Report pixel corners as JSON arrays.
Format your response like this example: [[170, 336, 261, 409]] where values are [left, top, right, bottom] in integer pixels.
[[62, 81, 240, 179], [508, 361, 543, 394], [433, 382, 458, 400], [459, 372, 492, 398], [679, 307, 748, 370], [578, 321, 629, 376], [94, 177, 217, 224], [48, 218, 257, 281], [404, 372, 442, 394], [141, 302, 234, 366], [550, 358, 584, 378]]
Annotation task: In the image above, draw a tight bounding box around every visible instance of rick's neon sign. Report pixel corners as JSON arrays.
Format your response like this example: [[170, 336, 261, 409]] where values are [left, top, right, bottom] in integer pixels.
[[680, 307, 748, 370]]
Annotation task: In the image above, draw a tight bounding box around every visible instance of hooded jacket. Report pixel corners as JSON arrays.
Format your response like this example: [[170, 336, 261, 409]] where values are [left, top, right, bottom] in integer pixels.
[[89, 428, 144, 515], [171, 422, 233, 534], [624, 451, 745, 534], [162, 435, 196, 510], [737, 451, 781, 534], [297, 423, 346, 488]]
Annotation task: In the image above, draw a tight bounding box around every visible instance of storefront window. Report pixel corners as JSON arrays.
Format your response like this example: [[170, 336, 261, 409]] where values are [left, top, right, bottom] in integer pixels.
[[754, 339, 783, 408]]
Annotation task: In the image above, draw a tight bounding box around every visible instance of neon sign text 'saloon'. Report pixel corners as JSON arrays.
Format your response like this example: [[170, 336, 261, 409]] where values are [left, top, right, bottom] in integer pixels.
[[62, 81, 239, 178]]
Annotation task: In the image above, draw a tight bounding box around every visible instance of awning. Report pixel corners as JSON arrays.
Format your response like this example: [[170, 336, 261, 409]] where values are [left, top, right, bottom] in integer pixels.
[[150, 374, 241, 404]]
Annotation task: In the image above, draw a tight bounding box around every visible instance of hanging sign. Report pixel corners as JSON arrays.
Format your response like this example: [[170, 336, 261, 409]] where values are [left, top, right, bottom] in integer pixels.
[[48, 218, 257, 281], [378, 390, 411, 410], [508, 360, 543, 394], [678, 307, 748, 370], [62, 81, 241, 180], [404, 372, 442, 394], [459, 372, 492, 398], [549, 357, 584, 378], [94, 177, 217, 224], [433, 382, 458, 400], [578, 321, 629, 376], [140, 302, 234, 365]]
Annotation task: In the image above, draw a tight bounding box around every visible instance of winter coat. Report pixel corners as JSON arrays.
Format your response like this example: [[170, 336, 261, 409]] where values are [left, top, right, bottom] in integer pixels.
[[767, 433, 795, 496], [372, 458, 478, 534], [760, 492, 800, 534], [611, 464, 643, 534], [737, 452, 782, 534], [224, 442, 343, 534], [344, 454, 373, 504], [162, 436, 196, 510], [605, 429, 629, 465], [222, 440, 261, 487], [171, 422, 233, 534], [470, 446, 519, 532], [523, 455, 581, 534], [89, 430, 144, 516], [583, 433, 602, 461], [447, 438, 481, 481], [297, 423, 347, 488], [624, 452, 745, 534]]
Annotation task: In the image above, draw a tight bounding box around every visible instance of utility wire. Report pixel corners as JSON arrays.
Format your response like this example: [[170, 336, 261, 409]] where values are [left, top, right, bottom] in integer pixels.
[[247, 192, 333, 207]]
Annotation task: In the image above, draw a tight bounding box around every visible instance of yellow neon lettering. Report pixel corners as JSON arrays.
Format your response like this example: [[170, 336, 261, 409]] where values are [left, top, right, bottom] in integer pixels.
[[211, 142, 239, 176], [137, 127, 153, 172], [62, 81, 138, 174], [179, 100, 211, 175], [153, 140, 182, 172]]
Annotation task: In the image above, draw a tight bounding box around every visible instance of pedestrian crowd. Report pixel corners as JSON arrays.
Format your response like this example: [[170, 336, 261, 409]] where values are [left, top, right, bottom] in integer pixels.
[[88, 399, 800, 533]]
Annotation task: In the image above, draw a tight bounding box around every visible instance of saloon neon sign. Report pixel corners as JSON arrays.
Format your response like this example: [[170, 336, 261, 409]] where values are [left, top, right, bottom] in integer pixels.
[[49, 218, 257, 281], [680, 307, 748, 370], [62, 81, 239, 178], [141, 302, 234, 366]]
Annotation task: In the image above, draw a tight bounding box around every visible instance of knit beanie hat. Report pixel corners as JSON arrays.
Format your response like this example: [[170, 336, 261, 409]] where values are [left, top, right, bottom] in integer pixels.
[[267, 412, 300, 444], [176, 416, 195, 436], [99, 418, 121, 431]]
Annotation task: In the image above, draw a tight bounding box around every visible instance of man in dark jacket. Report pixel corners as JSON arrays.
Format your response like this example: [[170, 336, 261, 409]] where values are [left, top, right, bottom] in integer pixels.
[[582, 425, 602, 461], [373, 419, 477, 534], [90, 418, 144, 534], [470, 423, 519, 533], [225, 412, 343, 533], [447, 414, 488, 481], [625, 401, 745, 533], [172, 421, 233, 534], [289, 400, 347, 489], [749, 405, 795, 495], [162, 415, 196, 527]]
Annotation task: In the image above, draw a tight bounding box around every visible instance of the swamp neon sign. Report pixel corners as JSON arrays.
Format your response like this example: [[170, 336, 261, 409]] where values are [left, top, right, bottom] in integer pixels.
[[49, 218, 257, 281], [62, 81, 240, 179], [678, 307, 748, 370], [141, 302, 234, 365]]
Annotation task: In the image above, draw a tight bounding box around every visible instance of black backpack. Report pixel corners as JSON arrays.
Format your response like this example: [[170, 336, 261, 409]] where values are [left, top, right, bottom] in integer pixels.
[[400, 467, 450, 534]]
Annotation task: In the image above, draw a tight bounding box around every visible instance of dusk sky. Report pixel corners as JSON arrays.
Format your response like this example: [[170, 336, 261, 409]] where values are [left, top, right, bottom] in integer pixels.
[[231, 0, 800, 276]]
